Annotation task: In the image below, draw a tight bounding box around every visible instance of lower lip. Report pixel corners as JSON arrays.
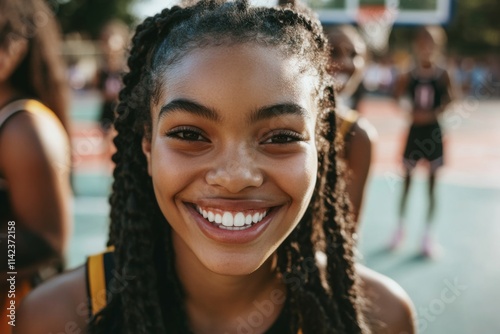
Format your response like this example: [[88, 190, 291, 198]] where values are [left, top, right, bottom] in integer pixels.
[[186, 204, 279, 244]]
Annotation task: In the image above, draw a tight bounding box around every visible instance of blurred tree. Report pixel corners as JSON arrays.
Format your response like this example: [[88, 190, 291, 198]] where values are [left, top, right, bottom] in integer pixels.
[[52, 0, 137, 38], [390, 0, 500, 55], [447, 0, 500, 54]]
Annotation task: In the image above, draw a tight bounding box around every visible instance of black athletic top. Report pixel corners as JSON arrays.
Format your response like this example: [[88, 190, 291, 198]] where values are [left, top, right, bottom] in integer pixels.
[[407, 66, 449, 112]]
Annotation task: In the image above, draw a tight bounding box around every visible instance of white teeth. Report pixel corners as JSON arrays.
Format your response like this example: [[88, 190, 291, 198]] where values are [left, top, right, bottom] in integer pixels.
[[234, 213, 245, 227], [196, 205, 270, 228], [222, 212, 233, 227]]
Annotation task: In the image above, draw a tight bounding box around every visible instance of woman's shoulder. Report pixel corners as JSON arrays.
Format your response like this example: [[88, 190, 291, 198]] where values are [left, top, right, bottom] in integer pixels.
[[0, 99, 70, 174], [14, 266, 89, 334], [357, 264, 416, 334]]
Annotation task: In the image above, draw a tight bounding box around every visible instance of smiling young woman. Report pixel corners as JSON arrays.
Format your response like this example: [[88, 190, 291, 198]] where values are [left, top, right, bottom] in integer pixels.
[[142, 44, 318, 277], [15, 1, 415, 333]]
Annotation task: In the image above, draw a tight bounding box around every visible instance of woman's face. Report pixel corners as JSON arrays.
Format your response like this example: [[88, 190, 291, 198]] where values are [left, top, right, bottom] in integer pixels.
[[327, 30, 366, 94], [143, 44, 319, 275], [414, 33, 437, 64]]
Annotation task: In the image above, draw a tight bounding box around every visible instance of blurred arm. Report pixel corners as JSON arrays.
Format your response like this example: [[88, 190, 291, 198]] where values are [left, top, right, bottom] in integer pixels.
[[345, 118, 377, 225], [0, 111, 72, 279], [438, 69, 454, 114], [393, 71, 410, 100]]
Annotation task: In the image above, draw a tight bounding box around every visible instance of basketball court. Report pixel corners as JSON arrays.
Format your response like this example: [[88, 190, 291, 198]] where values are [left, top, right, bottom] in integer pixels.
[[67, 1, 500, 332], [68, 90, 500, 334]]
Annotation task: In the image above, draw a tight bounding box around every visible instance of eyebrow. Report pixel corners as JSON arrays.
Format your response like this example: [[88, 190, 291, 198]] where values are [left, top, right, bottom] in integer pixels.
[[250, 103, 310, 122], [158, 98, 309, 123], [159, 99, 220, 123]]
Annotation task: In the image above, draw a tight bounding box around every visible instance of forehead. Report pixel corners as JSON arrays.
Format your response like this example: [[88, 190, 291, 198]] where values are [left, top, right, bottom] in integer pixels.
[[153, 44, 317, 113]]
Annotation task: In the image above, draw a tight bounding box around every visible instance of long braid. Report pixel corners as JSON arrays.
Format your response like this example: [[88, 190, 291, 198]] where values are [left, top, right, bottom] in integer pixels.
[[90, 1, 368, 333], [92, 13, 166, 334], [90, 6, 200, 333], [321, 90, 368, 333]]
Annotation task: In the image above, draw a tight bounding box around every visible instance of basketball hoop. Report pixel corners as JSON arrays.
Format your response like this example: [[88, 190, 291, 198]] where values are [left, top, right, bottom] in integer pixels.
[[356, 5, 397, 55]]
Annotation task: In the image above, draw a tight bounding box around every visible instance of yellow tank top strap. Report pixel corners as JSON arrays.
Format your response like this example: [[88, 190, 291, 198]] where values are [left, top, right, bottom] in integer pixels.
[[87, 252, 107, 316], [86, 246, 115, 316], [338, 108, 360, 139], [0, 99, 60, 129]]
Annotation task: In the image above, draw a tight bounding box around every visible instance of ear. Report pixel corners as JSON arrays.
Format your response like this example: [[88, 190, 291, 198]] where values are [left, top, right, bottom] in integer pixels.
[[142, 135, 152, 176]]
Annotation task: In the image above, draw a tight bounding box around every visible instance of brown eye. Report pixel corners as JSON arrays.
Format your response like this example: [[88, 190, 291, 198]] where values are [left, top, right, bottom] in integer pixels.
[[178, 131, 204, 141], [166, 127, 208, 142], [263, 130, 304, 144]]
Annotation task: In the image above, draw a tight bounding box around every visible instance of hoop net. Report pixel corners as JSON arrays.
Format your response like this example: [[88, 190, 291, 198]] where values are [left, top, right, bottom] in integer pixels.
[[356, 5, 397, 55]]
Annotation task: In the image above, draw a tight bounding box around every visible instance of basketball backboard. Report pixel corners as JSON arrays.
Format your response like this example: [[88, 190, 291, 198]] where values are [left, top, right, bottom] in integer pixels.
[[304, 0, 453, 25]]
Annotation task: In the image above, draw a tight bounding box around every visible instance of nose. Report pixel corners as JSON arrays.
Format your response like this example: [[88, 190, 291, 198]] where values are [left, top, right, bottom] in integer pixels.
[[205, 144, 264, 193]]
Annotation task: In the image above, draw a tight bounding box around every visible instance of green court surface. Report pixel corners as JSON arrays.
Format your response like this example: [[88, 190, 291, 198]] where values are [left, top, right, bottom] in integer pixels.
[[69, 172, 500, 333], [68, 93, 500, 334], [359, 177, 500, 334]]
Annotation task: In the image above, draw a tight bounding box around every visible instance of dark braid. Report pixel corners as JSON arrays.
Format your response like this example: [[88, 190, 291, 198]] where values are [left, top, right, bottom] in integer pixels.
[[322, 103, 367, 333], [90, 1, 368, 333], [90, 6, 195, 333]]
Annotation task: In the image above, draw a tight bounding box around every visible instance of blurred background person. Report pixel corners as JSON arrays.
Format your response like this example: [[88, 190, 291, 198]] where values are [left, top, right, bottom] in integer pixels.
[[324, 25, 377, 228], [0, 0, 72, 331], [94, 20, 129, 161], [391, 26, 453, 257], [95, 20, 128, 132]]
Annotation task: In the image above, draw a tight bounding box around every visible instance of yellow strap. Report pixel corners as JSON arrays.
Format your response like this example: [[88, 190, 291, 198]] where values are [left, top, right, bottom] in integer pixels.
[[0, 99, 60, 128], [338, 109, 359, 139], [24, 99, 58, 120], [88, 253, 107, 315]]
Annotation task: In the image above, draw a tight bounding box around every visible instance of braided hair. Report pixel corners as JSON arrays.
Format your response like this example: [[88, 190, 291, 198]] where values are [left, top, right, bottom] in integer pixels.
[[89, 1, 369, 333], [0, 0, 70, 130]]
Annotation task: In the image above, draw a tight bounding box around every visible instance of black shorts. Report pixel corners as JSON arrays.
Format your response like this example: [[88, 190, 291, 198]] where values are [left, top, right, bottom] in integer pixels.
[[403, 122, 444, 171]]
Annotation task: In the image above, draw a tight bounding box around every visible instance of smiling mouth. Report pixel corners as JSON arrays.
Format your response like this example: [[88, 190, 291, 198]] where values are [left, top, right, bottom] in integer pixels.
[[193, 205, 273, 231]]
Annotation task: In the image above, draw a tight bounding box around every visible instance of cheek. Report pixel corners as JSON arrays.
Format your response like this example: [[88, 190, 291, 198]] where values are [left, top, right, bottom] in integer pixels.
[[149, 142, 199, 209], [273, 149, 318, 207]]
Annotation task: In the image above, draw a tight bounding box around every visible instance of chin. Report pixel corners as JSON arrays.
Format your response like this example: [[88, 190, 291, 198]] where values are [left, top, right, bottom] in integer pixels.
[[201, 252, 270, 276]]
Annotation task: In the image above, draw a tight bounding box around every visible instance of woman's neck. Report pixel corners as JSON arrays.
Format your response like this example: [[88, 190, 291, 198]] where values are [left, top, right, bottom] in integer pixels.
[[172, 234, 286, 334], [0, 83, 23, 109]]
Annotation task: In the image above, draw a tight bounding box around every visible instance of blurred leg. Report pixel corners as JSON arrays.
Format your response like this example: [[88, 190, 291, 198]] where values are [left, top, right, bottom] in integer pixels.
[[422, 170, 439, 257], [399, 170, 412, 220], [427, 172, 436, 222], [390, 168, 412, 250]]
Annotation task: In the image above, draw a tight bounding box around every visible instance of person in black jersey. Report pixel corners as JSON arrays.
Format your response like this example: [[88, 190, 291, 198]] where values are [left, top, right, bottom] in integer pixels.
[[17, 2, 415, 333], [391, 26, 453, 257]]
